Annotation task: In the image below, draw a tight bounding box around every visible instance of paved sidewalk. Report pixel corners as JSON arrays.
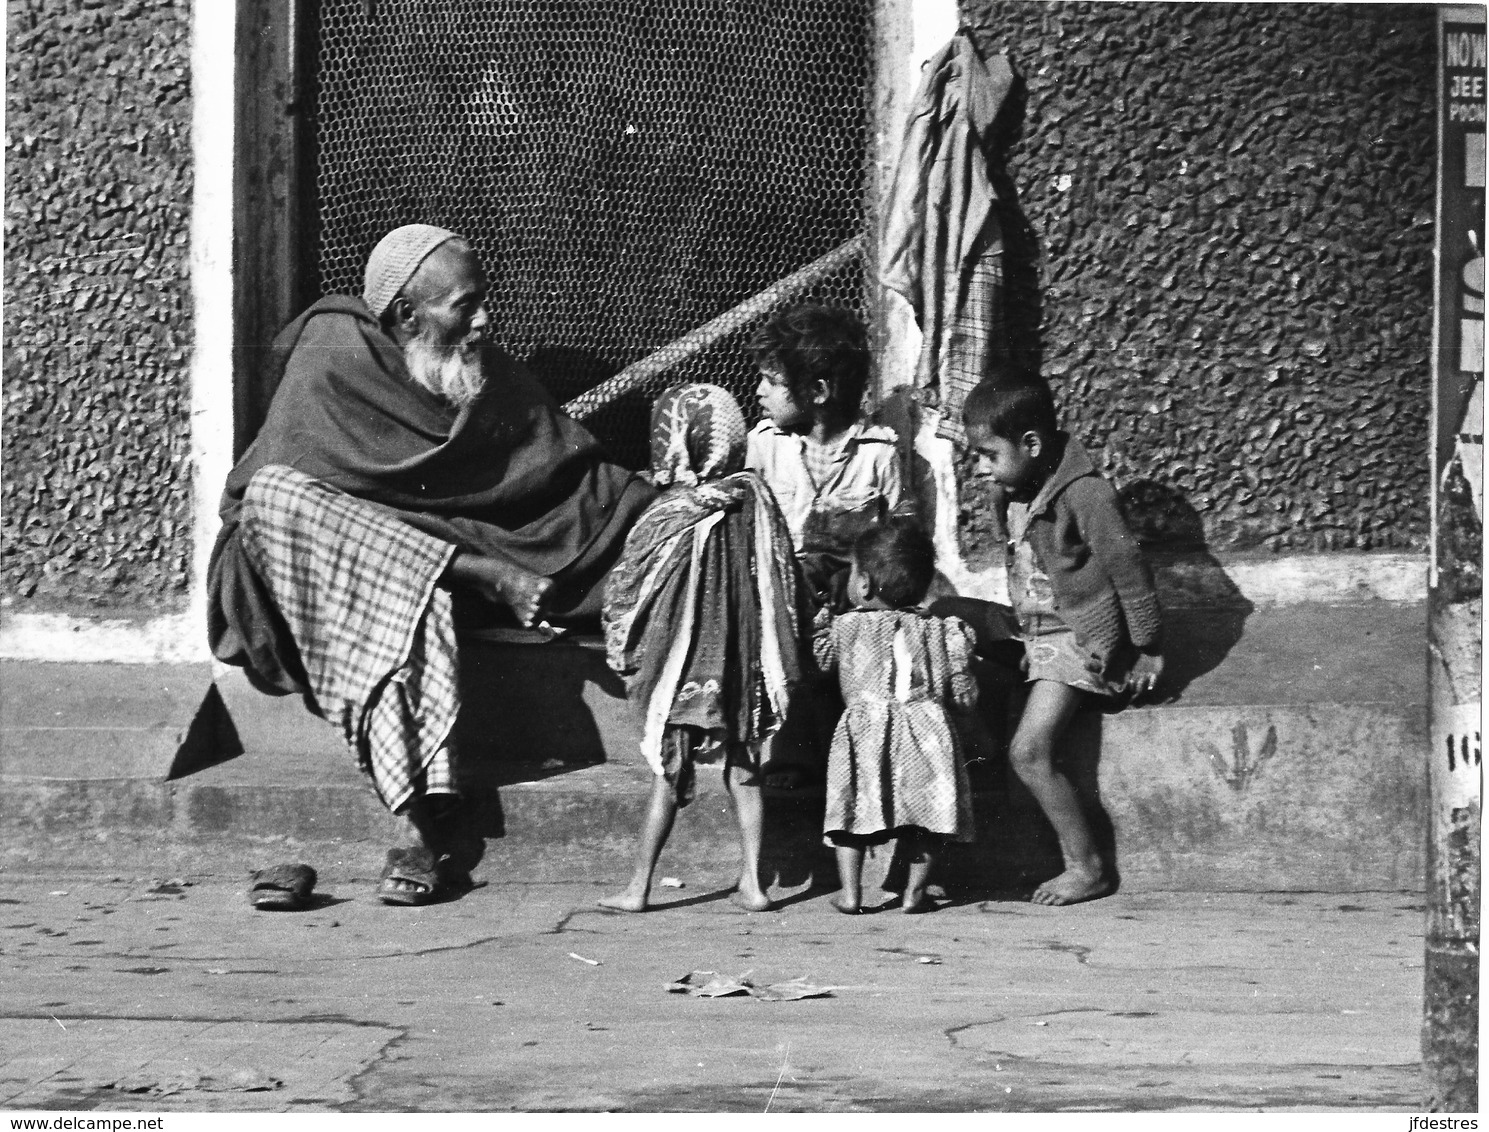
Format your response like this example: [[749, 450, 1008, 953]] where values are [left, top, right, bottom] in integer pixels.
[[0, 871, 1424, 1113]]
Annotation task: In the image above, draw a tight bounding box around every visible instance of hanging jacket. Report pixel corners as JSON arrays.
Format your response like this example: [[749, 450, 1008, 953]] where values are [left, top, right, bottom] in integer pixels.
[[879, 33, 1014, 445]]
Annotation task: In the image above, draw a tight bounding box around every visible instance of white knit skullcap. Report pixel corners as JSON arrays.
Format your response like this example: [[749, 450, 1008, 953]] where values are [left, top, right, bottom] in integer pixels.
[[362, 224, 460, 317]]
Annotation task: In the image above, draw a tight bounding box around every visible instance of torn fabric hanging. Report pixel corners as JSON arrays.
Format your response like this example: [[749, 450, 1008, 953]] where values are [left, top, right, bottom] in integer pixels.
[[879, 34, 1014, 447]]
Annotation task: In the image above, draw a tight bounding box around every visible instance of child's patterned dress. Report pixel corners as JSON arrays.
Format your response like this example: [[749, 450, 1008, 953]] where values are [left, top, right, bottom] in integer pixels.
[[818, 609, 977, 842]]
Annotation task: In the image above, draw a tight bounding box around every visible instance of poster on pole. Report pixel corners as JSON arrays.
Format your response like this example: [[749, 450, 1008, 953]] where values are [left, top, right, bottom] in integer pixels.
[[1435, 6, 1487, 542]]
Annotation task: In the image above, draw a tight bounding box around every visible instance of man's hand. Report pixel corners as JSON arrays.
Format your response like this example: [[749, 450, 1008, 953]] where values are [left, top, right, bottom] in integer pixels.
[[445, 551, 554, 628], [1125, 652, 1164, 699]]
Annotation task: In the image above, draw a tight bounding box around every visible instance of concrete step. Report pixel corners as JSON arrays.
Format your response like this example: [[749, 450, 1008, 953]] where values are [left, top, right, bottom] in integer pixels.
[[0, 602, 1427, 892]]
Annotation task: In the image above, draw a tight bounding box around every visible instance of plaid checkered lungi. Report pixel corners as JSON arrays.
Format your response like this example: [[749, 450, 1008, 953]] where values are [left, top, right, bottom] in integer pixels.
[[238, 465, 460, 812]]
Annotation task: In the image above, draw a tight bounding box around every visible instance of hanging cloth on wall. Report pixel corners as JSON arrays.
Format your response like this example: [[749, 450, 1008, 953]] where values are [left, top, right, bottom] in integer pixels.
[[879, 33, 1014, 447]]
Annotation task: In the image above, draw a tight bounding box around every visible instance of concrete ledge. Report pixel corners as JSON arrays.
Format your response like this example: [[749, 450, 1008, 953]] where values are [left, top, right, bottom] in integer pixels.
[[1056, 699, 1425, 891], [0, 661, 220, 779], [0, 603, 1428, 892], [1154, 550, 1425, 608], [0, 691, 1425, 891]]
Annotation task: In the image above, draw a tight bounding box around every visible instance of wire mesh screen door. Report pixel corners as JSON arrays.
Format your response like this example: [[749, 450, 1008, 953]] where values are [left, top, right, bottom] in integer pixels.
[[311, 0, 871, 467]]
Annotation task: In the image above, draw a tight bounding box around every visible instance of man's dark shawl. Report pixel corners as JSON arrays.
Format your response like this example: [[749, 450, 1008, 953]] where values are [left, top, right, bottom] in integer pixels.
[[209, 295, 651, 695]]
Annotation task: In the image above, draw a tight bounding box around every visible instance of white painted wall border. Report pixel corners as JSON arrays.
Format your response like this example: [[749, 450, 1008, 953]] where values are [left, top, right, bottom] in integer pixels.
[[0, 551, 1430, 662], [0, 0, 235, 665], [1220, 553, 1427, 606], [936, 550, 1427, 608]]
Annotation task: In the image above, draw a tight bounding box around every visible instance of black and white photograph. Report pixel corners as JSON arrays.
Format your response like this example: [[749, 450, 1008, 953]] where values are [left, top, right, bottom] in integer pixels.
[[0, 0, 1483, 1118]]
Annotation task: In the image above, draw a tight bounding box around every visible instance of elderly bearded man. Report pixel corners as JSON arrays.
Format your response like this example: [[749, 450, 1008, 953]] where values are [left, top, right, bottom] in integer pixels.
[[209, 225, 655, 905]]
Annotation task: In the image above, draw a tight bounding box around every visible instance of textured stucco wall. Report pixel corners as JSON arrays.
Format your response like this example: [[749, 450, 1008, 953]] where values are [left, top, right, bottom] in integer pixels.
[[3, 0, 194, 613], [953, 2, 1436, 561]]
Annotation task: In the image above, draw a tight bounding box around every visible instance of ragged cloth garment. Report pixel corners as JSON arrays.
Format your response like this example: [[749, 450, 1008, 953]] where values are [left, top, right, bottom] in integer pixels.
[[879, 33, 1015, 446], [817, 609, 978, 843], [208, 294, 654, 696], [236, 464, 459, 813], [603, 384, 808, 777]]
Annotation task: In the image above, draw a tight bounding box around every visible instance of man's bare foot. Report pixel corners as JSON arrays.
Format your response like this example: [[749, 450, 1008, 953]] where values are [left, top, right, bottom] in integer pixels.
[[597, 889, 649, 913], [382, 875, 430, 900], [447, 552, 553, 627], [730, 887, 773, 912], [830, 893, 861, 914], [1030, 866, 1112, 906]]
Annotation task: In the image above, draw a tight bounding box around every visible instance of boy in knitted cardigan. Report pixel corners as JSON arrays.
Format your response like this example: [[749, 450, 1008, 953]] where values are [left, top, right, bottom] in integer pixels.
[[962, 379, 1163, 905]]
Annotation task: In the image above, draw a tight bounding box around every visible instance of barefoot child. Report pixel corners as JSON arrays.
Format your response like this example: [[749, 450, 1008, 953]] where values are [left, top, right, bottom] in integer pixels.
[[599, 384, 806, 913], [817, 521, 977, 914], [746, 303, 913, 789], [962, 378, 1164, 906]]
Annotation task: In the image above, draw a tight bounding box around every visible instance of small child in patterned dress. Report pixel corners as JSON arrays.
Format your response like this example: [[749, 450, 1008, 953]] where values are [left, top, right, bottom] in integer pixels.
[[816, 521, 977, 914]]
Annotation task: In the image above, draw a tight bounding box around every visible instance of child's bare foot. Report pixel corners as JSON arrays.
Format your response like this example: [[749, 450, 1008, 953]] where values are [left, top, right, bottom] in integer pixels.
[[829, 893, 861, 915], [900, 890, 933, 914], [597, 889, 649, 912], [1030, 866, 1112, 906], [730, 886, 773, 912]]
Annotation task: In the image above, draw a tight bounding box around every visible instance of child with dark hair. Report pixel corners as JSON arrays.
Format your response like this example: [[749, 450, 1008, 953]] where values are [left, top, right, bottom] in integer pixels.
[[747, 302, 909, 609], [747, 303, 913, 791], [961, 377, 1164, 906], [816, 521, 977, 914]]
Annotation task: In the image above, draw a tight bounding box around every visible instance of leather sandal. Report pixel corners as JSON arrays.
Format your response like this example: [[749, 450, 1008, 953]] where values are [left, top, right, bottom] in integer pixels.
[[248, 863, 317, 911], [378, 847, 474, 906]]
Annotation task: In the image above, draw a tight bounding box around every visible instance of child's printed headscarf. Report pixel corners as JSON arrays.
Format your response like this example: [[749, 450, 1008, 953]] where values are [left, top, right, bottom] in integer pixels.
[[649, 383, 747, 487]]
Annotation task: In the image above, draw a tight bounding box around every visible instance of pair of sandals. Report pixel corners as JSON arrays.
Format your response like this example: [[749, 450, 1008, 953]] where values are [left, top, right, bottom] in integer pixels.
[[246, 848, 473, 910]]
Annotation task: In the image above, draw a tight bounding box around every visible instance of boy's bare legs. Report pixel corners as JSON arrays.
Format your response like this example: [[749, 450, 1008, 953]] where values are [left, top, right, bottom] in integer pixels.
[[598, 774, 677, 912], [724, 762, 773, 911], [831, 845, 864, 913], [1009, 680, 1112, 905], [901, 830, 937, 913]]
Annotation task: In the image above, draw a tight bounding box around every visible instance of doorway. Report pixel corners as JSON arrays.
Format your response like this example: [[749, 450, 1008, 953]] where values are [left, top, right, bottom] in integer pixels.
[[233, 0, 873, 463]]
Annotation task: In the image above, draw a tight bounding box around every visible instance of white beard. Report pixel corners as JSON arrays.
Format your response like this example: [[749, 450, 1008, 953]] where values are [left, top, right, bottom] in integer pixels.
[[404, 331, 486, 410]]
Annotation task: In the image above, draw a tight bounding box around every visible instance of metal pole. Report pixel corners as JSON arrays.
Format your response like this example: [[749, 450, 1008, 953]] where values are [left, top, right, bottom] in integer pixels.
[[1424, 5, 1484, 1112]]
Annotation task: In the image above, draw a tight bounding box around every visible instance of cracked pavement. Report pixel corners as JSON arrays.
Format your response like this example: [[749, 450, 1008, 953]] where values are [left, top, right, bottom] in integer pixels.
[[1, 872, 1425, 1112]]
